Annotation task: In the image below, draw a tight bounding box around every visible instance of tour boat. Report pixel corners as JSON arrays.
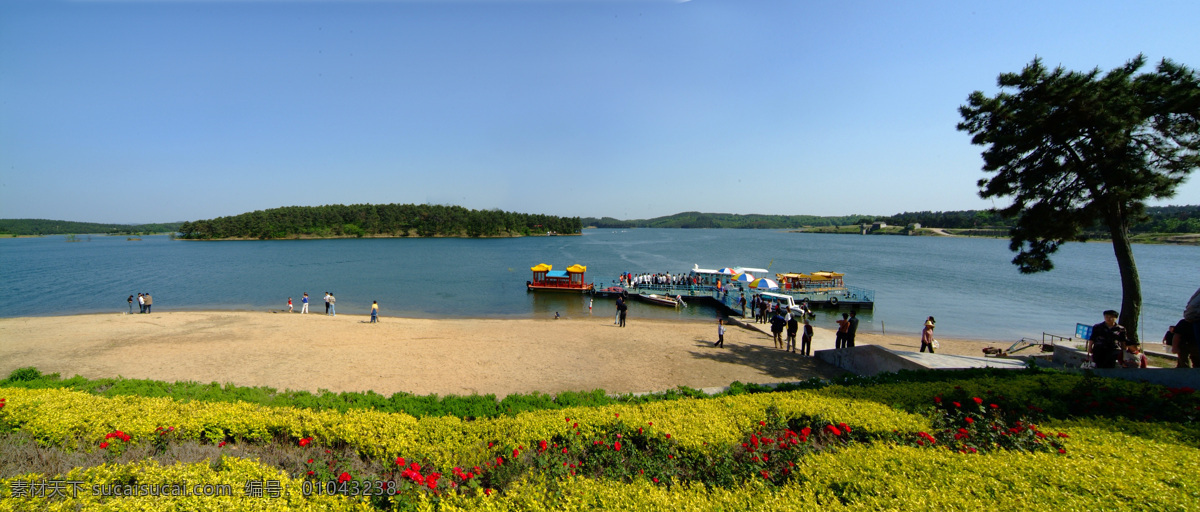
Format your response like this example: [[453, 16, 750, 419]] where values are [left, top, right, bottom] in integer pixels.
[[527, 263, 594, 293]]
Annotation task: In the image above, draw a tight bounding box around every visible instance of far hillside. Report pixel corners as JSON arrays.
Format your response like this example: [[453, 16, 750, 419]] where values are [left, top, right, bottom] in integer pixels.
[[582, 206, 1200, 234], [0, 219, 183, 236]]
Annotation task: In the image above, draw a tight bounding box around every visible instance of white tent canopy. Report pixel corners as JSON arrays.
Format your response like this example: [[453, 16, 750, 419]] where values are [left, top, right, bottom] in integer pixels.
[[734, 267, 770, 274], [691, 264, 723, 275]]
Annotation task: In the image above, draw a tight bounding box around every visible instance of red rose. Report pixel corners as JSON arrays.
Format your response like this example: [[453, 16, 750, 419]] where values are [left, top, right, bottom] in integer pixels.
[[298, 437, 312, 447], [513, 448, 520, 457], [965, 417, 974, 425], [972, 397, 983, 405], [218, 441, 226, 447], [614, 441, 622, 451], [396, 457, 405, 466], [825, 425, 842, 436], [307, 458, 314, 464], [338, 472, 351, 483], [100, 441, 108, 449], [952, 402, 961, 408]]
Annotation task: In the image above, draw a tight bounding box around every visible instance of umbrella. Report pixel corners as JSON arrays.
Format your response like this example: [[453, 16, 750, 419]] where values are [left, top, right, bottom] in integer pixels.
[[734, 273, 755, 282], [717, 268, 737, 275], [750, 278, 779, 289]]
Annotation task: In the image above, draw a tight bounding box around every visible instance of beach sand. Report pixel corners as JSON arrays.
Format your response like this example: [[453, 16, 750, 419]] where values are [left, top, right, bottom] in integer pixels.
[[0, 311, 1009, 397]]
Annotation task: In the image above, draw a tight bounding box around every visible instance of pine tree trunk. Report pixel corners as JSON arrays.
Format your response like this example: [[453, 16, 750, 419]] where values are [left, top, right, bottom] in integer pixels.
[[1108, 212, 1142, 343]]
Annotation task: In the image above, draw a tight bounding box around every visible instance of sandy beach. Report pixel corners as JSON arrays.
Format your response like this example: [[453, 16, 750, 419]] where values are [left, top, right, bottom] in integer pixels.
[[0, 311, 1007, 397]]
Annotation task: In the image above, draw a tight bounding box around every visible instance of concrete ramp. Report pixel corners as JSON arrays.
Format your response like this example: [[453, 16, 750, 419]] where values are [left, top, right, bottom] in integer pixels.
[[816, 345, 1026, 376]]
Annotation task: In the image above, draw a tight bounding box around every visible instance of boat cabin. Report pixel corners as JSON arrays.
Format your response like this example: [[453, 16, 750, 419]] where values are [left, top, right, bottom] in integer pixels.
[[775, 271, 845, 291]]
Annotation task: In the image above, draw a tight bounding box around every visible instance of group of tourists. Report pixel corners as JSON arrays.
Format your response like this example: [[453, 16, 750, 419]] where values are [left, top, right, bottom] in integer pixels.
[[717, 311, 814, 355], [284, 292, 378, 322], [126, 293, 153, 314], [1087, 286, 1200, 369]]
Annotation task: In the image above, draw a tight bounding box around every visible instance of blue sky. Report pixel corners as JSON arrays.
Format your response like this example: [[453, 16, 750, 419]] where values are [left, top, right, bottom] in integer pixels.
[[1, 0, 1198, 223]]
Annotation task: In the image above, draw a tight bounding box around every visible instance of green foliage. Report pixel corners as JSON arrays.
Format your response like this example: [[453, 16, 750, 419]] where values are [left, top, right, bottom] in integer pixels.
[[6, 367, 41, 382], [0, 219, 183, 235], [177, 203, 582, 239], [958, 55, 1200, 341]]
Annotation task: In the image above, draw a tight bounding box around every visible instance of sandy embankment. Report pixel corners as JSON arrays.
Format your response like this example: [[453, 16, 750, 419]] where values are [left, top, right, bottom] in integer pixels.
[[0, 311, 1005, 397]]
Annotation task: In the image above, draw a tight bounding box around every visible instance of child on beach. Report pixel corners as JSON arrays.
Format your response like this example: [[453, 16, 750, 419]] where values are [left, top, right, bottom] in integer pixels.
[[714, 319, 725, 348], [371, 301, 378, 323], [288, 297, 293, 313]]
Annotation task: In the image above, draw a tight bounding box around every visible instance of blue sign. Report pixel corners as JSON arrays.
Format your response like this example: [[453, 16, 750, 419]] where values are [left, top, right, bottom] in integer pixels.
[[1075, 323, 1092, 340]]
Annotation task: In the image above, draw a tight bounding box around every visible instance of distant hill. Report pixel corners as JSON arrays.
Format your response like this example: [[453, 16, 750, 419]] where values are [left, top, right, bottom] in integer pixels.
[[0, 219, 183, 236], [178, 203, 582, 239], [582, 205, 1200, 233]]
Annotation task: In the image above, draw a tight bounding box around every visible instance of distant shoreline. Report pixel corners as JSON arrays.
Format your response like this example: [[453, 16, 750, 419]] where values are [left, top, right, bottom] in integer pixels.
[[788, 227, 1200, 246], [177, 232, 581, 241]]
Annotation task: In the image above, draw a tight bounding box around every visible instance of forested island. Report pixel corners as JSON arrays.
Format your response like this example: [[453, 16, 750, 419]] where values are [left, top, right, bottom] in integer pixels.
[[582, 205, 1200, 237], [177, 204, 582, 239], [0, 219, 183, 236]]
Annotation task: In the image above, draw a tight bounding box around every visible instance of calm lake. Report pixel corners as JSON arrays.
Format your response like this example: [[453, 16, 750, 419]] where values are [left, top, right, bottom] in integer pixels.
[[1, 229, 1196, 342]]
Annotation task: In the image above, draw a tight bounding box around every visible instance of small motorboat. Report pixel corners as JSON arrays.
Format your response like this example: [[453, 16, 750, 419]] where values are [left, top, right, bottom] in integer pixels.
[[638, 294, 679, 307]]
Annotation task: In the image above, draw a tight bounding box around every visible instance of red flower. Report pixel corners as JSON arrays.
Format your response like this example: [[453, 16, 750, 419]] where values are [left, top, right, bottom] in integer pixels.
[[307, 458, 314, 464], [538, 440, 548, 452], [952, 402, 961, 408], [653, 477, 659, 483], [838, 422, 851, 434], [614, 413, 620, 418], [218, 441, 226, 448], [338, 472, 351, 483], [411, 462, 421, 472], [484, 489, 493, 496], [759, 420, 766, 426], [934, 396, 942, 403], [964, 417, 974, 425], [298, 437, 312, 447], [824, 425, 842, 436], [396, 457, 405, 466], [513, 448, 520, 458], [989, 403, 999, 409], [972, 397, 983, 405], [665, 434, 671, 439], [99, 441, 109, 449], [614, 441, 622, 451], [307, 470, 314, 476], [648, 422, 654, 426]]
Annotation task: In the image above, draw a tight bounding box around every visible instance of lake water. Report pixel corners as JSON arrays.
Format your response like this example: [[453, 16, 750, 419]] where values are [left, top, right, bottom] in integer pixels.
[[1, 229, 1196, 342]]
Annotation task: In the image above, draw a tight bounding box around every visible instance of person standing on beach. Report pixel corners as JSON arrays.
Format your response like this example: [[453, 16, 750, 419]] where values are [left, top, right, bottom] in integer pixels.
[[301, 293, 309, 314], [329, 293, 336, 316], [714, 318, 725, 348], [920, 316, 936, 353], [144, 293, 152, 314], [1170, 318, 1198, 368], [739, 294, 746, 317], [786, 314, 799, 353], [614, 296, 623, 325], [370, 301, 378, 323], [138, 293, 145, 313], [127, 295, 134, 314], [770, 311, 786, 349], [618, 299, 628, 327], [288, 297, 293, 313], [801, 318, 813, 356], [324, 293, 331, 315], [847, 311, 859, 348]]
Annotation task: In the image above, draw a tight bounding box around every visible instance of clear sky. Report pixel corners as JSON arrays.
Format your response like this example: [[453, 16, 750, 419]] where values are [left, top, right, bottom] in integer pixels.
[[1, 0, 1198, 223]]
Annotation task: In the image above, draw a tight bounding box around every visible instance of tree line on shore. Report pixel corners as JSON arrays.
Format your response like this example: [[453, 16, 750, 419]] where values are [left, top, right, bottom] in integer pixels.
[[177, 203, 582, 239], [0, 219, 183, 236], [581, 205, 1200, 233]]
